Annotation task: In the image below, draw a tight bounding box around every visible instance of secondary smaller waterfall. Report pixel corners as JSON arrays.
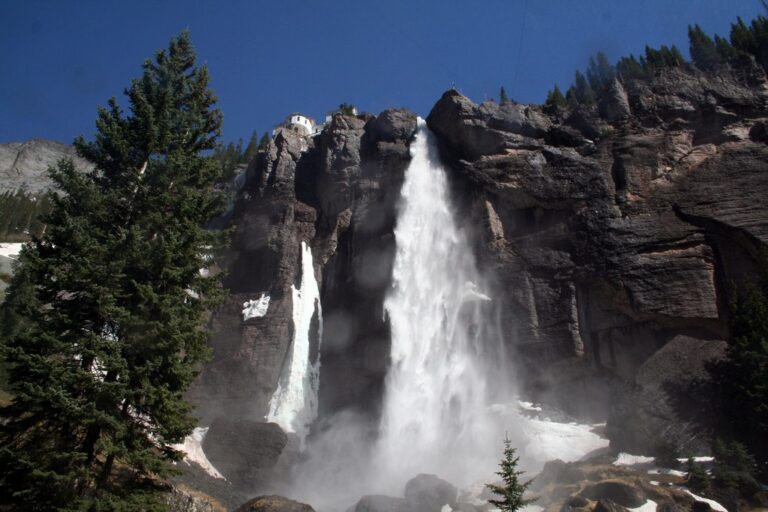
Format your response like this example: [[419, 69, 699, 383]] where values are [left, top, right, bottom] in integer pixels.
[[267, 241, 323, 448]]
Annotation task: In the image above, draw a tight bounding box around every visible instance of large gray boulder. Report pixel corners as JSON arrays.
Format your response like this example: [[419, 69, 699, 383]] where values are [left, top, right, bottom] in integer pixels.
[[580, 480, 645, 508], [403, 474, 458, 512], [202, 419, 288, 490], [607, 335, 727, 455]]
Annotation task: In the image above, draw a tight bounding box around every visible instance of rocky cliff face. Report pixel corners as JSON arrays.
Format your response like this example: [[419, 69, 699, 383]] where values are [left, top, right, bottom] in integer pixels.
[[0, 139, 92, 193], [187, 110, 417, 490], [425, 63, 768, 454], [188, 62, 767, 492]]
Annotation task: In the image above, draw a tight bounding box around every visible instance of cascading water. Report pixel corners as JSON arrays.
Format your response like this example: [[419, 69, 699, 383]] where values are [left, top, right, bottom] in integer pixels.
[[374, 118, 511, 490], [267, 241, 323, 449], [290, 120, 531, 511]]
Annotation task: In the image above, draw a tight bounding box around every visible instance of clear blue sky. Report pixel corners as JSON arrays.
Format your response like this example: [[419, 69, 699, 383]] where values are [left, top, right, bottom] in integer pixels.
[[1, 0, 764, 146]]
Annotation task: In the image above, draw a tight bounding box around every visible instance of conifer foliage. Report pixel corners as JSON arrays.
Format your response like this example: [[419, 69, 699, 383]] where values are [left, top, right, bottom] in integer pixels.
[[486, 437, 535, 512], [0, 32, 224, 511], [713, 252, 768, 480]]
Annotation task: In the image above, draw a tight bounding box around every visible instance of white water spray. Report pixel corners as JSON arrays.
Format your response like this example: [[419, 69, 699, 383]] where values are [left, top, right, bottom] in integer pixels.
[[267, 241, 323, 448], [374, 119, 510, 489]]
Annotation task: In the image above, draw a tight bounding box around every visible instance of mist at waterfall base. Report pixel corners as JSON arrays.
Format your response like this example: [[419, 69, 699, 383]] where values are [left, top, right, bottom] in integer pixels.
[[284, 120, 603, 511]]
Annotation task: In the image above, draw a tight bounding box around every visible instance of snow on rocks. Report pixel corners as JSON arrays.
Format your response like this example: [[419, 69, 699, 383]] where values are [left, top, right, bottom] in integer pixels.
[[614, 453, 656, 466], [684, 490, 727, 512], [628, 499, 657, 512], [648, 468, 687, 477], [242, 293, 270, 320], [172, 427, 225, 480]]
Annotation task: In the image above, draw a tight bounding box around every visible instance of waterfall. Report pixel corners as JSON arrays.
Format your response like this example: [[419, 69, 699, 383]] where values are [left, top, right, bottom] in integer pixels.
[[267, 241, 323, 449], [374, 118, 509, 489]]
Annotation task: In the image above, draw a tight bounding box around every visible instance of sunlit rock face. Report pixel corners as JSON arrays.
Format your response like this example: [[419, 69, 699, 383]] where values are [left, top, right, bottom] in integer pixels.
[[0, 139, 92, 194]]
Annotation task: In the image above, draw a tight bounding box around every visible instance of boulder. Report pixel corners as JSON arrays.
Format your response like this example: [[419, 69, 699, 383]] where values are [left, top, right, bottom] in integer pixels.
[[593, 499, 629, 512], [166, 485, 224, 512], [560, 495, 591, 512], [367, 109, 417, 143], [202, 419, 288, 489], [607, 335, 727, 455], [691, 502, 713, 512], [579, 480, 645, 508], [532, 460, 588, 490], [235, 496, 315, 512], [403, 474, 458, 512]]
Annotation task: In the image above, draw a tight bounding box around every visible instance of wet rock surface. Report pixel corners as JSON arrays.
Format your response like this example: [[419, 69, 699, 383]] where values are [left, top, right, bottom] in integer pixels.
[[235, 495, 316, 512]]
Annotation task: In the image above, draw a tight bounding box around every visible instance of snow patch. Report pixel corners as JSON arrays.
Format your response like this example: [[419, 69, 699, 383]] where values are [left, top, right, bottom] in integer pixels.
[[521, 417, 609, 464], [677, 456, 714, 463], [684, 490, 727, 512], [649, 480, 660, 486], [628, 499, 657, 512], [242, 293, 270, 320], [614, 453, 656, 466], [518, 401, 543, 412], [172, 427, 225, 480], [648, 468, 686, 477], [0, 242, 23, 259]]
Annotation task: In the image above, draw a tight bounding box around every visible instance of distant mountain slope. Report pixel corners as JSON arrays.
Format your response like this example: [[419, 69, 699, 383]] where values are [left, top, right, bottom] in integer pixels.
[[0, 139, 92, 194]]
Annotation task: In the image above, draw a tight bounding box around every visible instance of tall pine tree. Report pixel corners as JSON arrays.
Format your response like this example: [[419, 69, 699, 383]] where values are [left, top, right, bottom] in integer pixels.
[[0, 32, 224, 511]]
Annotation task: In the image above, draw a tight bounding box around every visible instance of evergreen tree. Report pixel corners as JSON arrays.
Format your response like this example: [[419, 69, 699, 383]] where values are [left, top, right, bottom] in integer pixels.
[[617, 54, 647, 80], [586, 51, 616, 94], [644, 44, 685, 71], [715, 35, 738, 62], [712, 439, 760, 495], [568, 70, 596, 106], [730, 16, 768, 71], [339, 103, 356, 115], [544, 85, 567, 108], [712, 252, 768, 479], [686, 457, 711, 491], [486, 437, 535, 512], [0, 31, 224, 511], [258, 133, 271, 151], [499, 86, 510, 105], [689, 25, 722, 70], [242, 130, 260, 164]]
